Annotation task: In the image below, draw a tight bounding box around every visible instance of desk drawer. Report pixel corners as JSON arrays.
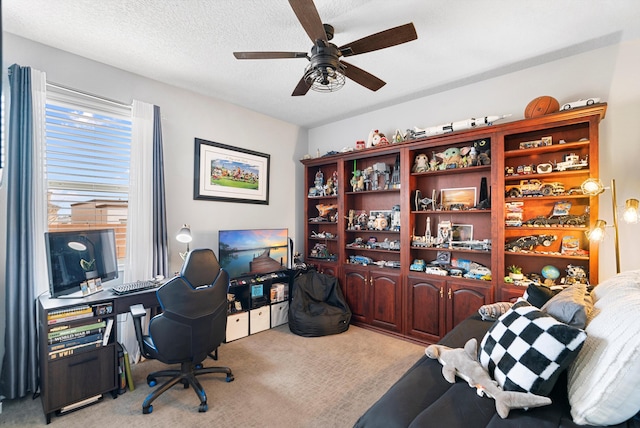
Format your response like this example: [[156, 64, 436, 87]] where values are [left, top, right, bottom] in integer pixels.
[[250, 307, 270, 334], [226, 312, 248, 342], [46, 345, 116, 410]]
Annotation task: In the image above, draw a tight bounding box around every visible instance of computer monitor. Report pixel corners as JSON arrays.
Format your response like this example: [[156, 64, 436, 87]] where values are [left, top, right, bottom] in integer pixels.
[[45, 228, 118, 298]]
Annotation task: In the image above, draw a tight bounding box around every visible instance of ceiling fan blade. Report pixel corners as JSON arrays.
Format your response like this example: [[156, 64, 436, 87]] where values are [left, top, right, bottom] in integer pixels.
[[292, 76, 312, 96], [342, 60, 386, 92], [234, 51, 308, 60], [288, 0, 328, 43], [339, 23, 417, 57]]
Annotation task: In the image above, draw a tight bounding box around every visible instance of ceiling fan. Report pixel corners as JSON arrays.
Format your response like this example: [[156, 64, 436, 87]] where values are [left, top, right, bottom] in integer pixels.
[[233, 0, 417, 96]]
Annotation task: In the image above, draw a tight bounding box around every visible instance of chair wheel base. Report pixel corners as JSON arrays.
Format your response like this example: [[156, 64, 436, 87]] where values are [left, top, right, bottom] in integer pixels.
[[143, 405, 153, 414], [226, 374, 234, 382], [199, 402, 208, 412]]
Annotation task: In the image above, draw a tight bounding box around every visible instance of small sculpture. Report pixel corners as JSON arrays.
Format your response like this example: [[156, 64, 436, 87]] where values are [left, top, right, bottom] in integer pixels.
[[412, 153, 429, 173], [473, 139, 491, 166], [434, 147, 472, 169]]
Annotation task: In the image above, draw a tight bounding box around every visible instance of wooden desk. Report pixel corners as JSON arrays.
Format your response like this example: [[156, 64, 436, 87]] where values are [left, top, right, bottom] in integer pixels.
[[37, 286, 160, 424]]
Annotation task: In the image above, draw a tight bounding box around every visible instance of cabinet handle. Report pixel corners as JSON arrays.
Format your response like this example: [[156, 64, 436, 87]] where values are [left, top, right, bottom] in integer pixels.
[[448, 288, 452, 299], [440, 287, 443, 298]]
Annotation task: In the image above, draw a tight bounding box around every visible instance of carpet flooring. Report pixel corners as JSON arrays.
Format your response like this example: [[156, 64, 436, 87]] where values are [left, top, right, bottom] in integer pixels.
[[2, 324, 424, 427]]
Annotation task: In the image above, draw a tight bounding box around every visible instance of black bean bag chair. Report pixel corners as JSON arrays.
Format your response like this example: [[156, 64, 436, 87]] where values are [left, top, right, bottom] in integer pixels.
[[288, 271, 351, 337]]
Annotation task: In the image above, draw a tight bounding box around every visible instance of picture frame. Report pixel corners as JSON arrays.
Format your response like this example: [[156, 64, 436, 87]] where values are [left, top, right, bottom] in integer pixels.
[[440, 187, 476, 210], [194, 138, 270, 204], [451, 224, 474, 241]]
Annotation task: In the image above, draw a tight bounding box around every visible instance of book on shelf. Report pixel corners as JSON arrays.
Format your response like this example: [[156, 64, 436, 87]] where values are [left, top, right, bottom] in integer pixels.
[[48, 340, 101, 360], [48, 326, 104, 344], [47, 320, 106, 340], [102, 318, 114, 346], [47, 304, 92, 320], [48, 332, 103, 352], [47, 311, 95, 325]]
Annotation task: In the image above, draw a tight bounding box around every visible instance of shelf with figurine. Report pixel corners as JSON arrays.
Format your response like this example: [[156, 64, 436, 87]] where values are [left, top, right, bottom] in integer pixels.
[[503, 139, 590, 158]]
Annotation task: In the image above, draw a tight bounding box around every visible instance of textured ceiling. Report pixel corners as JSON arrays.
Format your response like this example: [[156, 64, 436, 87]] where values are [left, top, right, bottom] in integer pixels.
[[4, 0, 640, 128]]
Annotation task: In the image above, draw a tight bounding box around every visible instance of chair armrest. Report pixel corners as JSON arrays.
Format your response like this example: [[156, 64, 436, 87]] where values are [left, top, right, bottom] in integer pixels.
[[130, 303, 146, 319], [129, 304, 150, 358]]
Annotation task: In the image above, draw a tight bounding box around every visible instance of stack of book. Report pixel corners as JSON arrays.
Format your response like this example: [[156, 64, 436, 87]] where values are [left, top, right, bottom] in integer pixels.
[[46, 304, 114, 360]]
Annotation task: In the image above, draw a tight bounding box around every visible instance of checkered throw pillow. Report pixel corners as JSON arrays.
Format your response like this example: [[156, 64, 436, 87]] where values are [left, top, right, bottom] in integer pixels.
[[478, 300, 587, 396]]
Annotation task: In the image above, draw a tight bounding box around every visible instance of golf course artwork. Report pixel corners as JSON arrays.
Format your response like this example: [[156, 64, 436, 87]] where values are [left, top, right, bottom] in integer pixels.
[[194, 138, 270, 204]]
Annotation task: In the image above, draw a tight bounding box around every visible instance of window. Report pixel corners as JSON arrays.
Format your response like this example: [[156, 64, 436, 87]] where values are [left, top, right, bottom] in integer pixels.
[[45, 85, 132, 263]]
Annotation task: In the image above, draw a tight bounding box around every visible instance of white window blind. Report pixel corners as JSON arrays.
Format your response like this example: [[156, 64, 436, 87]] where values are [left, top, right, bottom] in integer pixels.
[[45, 85, 132, 263]]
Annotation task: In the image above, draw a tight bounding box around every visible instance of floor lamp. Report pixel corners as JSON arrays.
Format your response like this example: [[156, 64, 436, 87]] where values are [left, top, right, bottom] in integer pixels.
[[582, 178, 639, 274]]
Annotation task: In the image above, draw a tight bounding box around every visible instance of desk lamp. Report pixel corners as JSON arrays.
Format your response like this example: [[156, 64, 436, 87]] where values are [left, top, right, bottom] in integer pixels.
[[582, 178, 639, 273], [176, 224, 193, 260]]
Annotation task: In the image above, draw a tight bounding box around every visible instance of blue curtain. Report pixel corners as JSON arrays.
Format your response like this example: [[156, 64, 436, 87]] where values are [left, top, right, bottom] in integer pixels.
[[0, 64, 39, 399], [152, 105, 169, 278]]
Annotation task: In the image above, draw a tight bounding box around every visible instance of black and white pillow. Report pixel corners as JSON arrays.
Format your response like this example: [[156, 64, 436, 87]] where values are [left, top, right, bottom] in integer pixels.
[[478, 300, 587, 396]]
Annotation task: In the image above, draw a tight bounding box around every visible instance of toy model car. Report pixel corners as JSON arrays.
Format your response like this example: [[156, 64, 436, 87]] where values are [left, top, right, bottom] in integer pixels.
[[463, 266, 492, 280], [505, 179, 565, 198], [560, 98, 601, 111], [409, 259, 426, 271], [424, 266, 448, 276], [523, 213, 588, 227], [349, 255, 373, 265], [505, 234, 557, 252]]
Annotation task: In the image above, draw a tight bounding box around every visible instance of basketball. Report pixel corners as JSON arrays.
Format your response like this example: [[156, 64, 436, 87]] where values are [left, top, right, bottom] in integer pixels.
[[524, 96, 560, 118]]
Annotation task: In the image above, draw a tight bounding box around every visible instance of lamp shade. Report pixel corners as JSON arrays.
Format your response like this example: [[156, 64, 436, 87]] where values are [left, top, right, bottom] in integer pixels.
[[587, 219, 607, 242], [623, 198, 639, 223], [581, 178, 605, 196], [176, 225, 193, 243]]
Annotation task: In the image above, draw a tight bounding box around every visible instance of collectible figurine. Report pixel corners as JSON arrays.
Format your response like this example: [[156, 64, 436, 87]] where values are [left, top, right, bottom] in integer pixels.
[[412, 153, 429, 173]]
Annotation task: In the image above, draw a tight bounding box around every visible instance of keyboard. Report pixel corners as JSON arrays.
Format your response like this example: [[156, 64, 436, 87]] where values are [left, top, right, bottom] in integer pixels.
[[111, 280, 161, 295]]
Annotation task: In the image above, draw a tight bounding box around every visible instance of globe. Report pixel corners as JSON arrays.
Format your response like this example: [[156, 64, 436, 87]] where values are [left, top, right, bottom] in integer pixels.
[[541, 265, 560, 280]]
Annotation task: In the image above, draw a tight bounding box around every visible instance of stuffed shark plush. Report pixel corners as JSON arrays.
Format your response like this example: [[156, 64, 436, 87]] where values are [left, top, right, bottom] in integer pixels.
[[425, 338, 552, 419]]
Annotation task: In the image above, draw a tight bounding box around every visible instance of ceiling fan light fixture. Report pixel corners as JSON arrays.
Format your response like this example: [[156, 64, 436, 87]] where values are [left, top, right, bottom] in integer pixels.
[[304, 63, 345, 93]]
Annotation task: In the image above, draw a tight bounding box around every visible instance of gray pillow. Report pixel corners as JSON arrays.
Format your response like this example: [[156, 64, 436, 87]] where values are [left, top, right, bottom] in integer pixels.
[[478, 301, 513, 321], [541, 283, 593, 328]]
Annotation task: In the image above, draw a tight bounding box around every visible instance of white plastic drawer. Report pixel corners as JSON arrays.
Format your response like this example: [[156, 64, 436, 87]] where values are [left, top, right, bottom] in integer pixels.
[[226, 312, 249, 342], [250, 307, 270, 334], [271, 301, 289, 327]]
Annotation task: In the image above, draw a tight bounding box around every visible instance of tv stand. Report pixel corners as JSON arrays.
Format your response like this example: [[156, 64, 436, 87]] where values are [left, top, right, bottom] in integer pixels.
[[226, 269, 294, 341]]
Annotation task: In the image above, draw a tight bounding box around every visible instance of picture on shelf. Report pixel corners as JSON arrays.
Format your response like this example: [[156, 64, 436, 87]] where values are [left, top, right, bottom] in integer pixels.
[[440, 187, 476, 210], [451, 224, 474, 241]]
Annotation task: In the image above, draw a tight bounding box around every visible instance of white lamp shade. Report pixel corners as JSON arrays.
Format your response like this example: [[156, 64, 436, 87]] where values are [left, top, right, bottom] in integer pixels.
[[176, 225, 193, 243]]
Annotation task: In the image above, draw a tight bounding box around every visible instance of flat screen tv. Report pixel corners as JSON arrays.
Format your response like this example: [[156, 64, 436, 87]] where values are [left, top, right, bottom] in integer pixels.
[[218, 228, 288, 280], [45, 228, 119, 298]]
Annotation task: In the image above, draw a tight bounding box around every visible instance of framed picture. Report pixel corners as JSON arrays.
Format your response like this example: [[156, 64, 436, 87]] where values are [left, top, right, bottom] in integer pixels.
[[440, 187, 476, 210], [194, 138, 270, 204], [451, 224, 474, 241]]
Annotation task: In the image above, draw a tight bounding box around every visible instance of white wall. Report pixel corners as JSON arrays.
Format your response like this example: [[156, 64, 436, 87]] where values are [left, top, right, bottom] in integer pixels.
[[308, 39, 640, 281]]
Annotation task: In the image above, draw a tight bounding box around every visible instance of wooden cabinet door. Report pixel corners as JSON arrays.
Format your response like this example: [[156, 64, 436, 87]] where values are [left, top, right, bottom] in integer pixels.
[[406, 275, 446, 343], [369, 269, 402, 333], [315, 261, 338, 278], [446, 281, 492, 332], [343, 266, 369, 324]]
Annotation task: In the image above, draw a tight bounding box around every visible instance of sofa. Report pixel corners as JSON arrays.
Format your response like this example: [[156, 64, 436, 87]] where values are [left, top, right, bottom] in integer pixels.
[[355, 271, 640, 428]]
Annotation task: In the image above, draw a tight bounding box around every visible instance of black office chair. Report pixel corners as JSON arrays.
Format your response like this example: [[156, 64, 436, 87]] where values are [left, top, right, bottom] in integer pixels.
[[130, 249, 233, 414]]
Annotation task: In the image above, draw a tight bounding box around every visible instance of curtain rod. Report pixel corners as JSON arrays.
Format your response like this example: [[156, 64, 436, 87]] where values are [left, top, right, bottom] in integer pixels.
[[46, 81, 131, 109]]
